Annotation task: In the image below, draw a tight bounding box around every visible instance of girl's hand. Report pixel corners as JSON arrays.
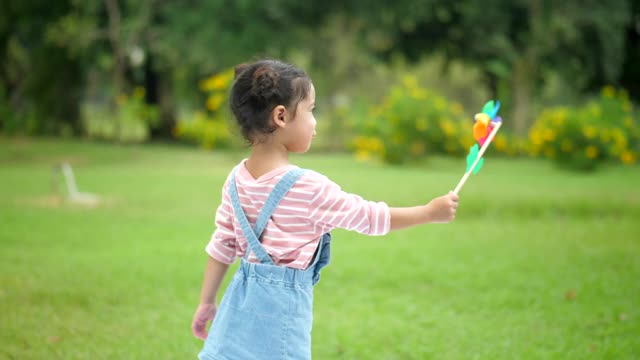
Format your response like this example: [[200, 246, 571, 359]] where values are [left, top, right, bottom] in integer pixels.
[[192, 303, 217, 340], [425, 192, 459, 223]]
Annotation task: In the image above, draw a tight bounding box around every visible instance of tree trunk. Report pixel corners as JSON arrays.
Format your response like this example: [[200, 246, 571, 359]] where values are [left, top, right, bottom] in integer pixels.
[[510, 57, 534, 136], [145, 56, 176, 140], [510, 0, 541, 137], [105, 0, 125, 141], [154, 75, 176, 139]]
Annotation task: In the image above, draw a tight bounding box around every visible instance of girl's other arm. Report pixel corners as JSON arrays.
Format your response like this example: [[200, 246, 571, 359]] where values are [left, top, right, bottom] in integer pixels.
[[389, 192, 459, 231], [192, 256, 230, 340], [193, 175, 236, 340], [198, 256, 230, 305]]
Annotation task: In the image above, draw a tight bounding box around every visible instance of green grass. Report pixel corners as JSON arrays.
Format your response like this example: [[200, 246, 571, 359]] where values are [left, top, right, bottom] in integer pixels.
[[1, 137, 639, 359]]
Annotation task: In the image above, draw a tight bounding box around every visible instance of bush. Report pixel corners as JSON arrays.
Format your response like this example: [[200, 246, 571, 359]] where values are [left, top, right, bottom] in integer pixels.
[[349, 76, 473, 164], [529, 86, 638, 171], [82, 87, 159, 143], [175, 69, 236, 149]]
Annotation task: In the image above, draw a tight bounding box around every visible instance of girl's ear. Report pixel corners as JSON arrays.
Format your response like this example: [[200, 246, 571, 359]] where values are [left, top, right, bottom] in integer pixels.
[[271, 105, 288, 129]]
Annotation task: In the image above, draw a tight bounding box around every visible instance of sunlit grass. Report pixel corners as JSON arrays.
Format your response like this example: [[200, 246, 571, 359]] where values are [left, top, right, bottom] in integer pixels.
[[1, 137, 639, 359]]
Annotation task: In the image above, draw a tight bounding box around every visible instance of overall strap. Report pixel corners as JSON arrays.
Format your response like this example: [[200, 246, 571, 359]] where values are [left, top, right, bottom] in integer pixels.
[[253, 168, 307, 238], [229, 167, 307, 265]]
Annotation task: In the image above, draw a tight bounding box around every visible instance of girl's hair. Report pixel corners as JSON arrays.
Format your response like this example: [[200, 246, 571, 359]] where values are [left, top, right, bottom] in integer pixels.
[[230, 59, 312, 143]]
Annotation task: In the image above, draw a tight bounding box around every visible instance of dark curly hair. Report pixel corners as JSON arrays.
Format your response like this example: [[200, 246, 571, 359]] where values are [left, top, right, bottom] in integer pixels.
[[230, 59, 312, 143]]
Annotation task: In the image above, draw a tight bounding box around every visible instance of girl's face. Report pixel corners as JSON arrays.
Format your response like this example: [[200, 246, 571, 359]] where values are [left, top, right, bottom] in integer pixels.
[[284, 83, 317, 153]]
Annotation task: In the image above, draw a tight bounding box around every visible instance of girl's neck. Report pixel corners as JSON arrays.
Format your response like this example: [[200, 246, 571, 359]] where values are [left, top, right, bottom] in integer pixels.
[[245, 142, 290, 179]]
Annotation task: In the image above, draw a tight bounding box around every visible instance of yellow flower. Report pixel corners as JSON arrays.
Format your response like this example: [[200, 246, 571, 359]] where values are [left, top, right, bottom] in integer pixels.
[[585, 146, 599, 159], [200, 69, 234, 91], [561, 139, 573, 152], [410, 88, 428, 100], [621, 151, 636, 164], [582, 126, 597, 139], [415, 117, 428, 131], [530, 130, 543, 146], [601, 85, 615, 98], [543, 128, 556, 141], [552, 109, 567, 126], [440, 120, 456, 136], [355, 150, 370, 162], [612, 129, 627, 148], [206, 93, 225, 111], [353, 136, 367, 149], [460, 137, 476, 149], [366, 137, 384, 152]]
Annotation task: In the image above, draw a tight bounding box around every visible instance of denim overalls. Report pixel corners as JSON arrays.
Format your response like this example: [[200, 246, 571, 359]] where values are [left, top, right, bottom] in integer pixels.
[[199, 168, 332, 360]]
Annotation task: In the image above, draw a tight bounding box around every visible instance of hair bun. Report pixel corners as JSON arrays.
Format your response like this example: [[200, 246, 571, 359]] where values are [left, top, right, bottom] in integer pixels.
[[251, 66, 280, 101], [234, 63, 250, 79]]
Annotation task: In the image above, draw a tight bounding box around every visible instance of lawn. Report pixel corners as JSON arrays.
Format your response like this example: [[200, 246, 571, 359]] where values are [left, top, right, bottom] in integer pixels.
[[1, 137, 639, 359]]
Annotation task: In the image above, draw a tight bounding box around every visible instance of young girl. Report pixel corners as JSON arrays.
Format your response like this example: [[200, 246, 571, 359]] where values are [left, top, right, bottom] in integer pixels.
[[192, 59, 459, 359]]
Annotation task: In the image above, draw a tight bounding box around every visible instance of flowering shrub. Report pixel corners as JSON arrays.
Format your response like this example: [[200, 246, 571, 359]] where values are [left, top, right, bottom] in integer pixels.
[[175, 68, 236, 149], [83, 87, 159, 142], [350, 76, 473, 164], [529, 86, 638, 171]]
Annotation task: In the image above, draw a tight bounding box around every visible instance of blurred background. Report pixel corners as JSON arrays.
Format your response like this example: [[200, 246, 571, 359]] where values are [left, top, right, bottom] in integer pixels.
[[1, 0, 639, 359], [1, 0, 639, 163]]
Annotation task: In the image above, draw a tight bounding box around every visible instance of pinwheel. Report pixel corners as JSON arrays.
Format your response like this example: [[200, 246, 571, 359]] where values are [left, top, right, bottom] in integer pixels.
[[453, 100, 503, 194]]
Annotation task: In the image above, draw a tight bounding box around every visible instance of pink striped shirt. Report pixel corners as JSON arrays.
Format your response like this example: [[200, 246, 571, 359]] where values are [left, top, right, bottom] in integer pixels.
[[205, 159, 390, 269]]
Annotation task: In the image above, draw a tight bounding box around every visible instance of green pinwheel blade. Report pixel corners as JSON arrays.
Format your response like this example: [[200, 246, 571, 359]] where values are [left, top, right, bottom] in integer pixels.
[[466, 144, 478, 171], [481, 100, 494, 115], [466, 144, 484, 174], [472, 157, 484, 174]]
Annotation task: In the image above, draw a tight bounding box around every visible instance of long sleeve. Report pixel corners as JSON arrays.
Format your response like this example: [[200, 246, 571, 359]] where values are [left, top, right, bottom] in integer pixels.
[[205, 178, 237, 264], [307, 175, 390, 236]]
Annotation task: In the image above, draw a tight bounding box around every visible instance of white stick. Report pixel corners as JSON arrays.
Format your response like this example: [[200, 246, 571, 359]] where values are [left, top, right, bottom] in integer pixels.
[[61, 162, 79, 196], [453, 121, 502, 195]]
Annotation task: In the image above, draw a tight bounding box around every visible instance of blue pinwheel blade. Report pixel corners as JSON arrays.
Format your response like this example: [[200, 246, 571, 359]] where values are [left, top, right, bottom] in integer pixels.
[[487, 100, 501, 119]]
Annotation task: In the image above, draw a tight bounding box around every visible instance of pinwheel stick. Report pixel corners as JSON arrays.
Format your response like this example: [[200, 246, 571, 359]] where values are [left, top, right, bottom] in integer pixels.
[[453, 121, 503, 195]]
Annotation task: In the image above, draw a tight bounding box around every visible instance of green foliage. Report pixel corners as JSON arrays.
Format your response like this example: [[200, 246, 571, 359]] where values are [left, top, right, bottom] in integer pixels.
[[82, 87, 159, 143], [490, 131, 529, 158], [0, 0, 84, 135], [529, 86, 639, 171], [2, 0, 638, 142], [174, 69, 236, 149], [349, 76, 472, 164]]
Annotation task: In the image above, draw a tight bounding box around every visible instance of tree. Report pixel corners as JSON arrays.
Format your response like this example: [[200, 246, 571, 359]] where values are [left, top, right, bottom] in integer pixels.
[[337, 0, 633, 135], [46, 0, 336, 139], [0, 0, 85, 135]]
